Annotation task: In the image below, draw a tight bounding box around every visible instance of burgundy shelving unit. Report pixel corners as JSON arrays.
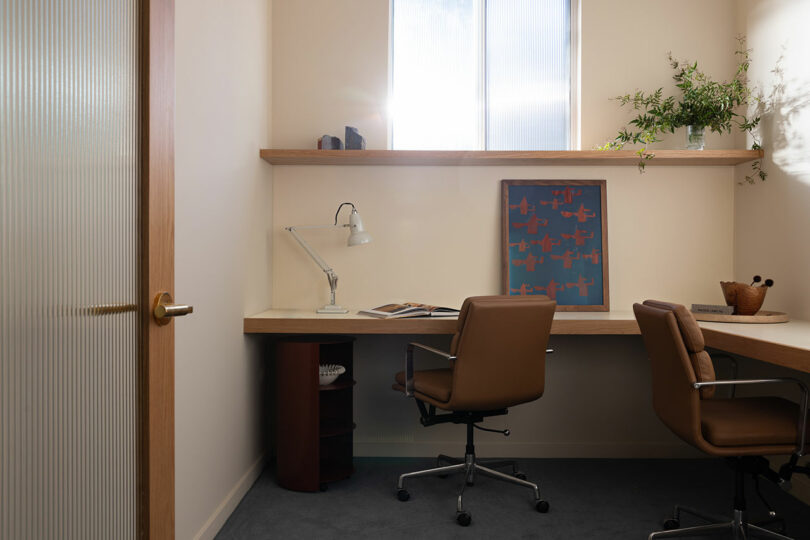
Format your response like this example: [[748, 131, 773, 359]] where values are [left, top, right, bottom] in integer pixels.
[[274, 336, 355, 492]]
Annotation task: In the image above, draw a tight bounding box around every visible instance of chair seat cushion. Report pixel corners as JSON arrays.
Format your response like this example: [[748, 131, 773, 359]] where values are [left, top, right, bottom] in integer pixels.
[[701, 396, 809, 447], [394, 369, 453, 403]]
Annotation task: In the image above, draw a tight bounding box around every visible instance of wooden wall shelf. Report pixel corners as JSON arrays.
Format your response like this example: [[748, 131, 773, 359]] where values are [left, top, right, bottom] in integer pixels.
[[260, 149, 763, 167]]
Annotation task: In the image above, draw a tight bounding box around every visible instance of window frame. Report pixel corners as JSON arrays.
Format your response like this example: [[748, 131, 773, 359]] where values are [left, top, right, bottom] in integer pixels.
[[387, 0, 581, 151]]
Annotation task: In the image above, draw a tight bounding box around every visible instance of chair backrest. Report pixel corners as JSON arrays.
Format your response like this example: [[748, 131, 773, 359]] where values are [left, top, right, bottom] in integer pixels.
[[633, 301, 708, 447], [640, 300, 716, 398], [446, 295, 556, 411]]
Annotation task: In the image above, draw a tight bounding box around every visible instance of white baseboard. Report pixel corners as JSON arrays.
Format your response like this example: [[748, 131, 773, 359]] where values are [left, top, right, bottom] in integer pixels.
[[193, 454, 265, 540], [354, 441, 703, 459]]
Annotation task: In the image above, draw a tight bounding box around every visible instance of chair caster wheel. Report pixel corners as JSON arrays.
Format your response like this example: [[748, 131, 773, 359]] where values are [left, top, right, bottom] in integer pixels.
[[514, 472, 527, 480], [397, 489, 410, 502], [663, 518, 680, 530], [456, 511, 472, 526], [535, 500, 550, 513]]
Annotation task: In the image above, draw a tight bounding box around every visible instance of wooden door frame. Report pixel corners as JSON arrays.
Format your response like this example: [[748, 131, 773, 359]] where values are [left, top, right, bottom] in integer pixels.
[[139, 0, 175, 537]]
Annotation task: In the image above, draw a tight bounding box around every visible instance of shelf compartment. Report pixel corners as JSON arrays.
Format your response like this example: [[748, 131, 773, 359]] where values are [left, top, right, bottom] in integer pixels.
[[319, 419, 356, 438], [319, 377, 356, 392]]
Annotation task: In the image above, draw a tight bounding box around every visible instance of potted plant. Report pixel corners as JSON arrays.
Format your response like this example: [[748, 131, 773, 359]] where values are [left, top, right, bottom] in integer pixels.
[[598, 37, 766, 183]]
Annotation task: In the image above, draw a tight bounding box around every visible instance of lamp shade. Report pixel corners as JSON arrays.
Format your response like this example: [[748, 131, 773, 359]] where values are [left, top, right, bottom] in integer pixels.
[[347, 209, 372, 246]]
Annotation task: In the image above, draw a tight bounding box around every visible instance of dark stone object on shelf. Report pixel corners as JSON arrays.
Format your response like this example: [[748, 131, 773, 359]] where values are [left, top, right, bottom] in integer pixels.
[[345, 126, 366, 150], [318, 135, 343, 150]]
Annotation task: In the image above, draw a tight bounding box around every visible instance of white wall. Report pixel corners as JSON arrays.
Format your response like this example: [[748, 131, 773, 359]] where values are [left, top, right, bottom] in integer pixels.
[[175, 0, 273, 538], [269, 0, 741, 458]]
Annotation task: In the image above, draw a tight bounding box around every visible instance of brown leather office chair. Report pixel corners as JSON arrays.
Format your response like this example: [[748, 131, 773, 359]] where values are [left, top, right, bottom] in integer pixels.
[[634, 300, 809, 540], [392, 295, 556, 526]]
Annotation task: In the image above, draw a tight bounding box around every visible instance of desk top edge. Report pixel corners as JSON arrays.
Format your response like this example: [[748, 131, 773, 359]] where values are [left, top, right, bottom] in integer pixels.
[[243, 309, 641, 335]]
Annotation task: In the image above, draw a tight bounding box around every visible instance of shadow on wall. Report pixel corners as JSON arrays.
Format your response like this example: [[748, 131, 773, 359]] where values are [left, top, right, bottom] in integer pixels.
[[753, 47, 810, 183], [734, 34, 810, 321]]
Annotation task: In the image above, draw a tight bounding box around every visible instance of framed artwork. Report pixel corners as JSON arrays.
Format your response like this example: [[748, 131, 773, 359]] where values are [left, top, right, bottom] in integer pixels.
[[501, 179, 609, 311]]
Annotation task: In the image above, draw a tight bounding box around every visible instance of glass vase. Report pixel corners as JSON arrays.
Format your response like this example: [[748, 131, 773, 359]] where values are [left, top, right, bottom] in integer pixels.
[[686, 125, 705, 150]]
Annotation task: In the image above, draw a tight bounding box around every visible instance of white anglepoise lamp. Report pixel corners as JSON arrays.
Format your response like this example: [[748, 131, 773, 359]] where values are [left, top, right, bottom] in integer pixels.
[[286, 202, 372, 314]]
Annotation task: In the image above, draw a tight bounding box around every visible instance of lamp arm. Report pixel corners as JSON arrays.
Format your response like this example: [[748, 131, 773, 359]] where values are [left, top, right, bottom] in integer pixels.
[[287, 226, 340, 306], [286, 226, 335, 275]]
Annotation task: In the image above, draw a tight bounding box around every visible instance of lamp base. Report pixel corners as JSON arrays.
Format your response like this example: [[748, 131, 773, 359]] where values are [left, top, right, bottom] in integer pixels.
[[317, 304, 349, 314]]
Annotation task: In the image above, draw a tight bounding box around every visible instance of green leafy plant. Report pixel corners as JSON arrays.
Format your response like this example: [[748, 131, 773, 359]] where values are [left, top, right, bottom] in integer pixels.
[[598, 36, 765, 183]]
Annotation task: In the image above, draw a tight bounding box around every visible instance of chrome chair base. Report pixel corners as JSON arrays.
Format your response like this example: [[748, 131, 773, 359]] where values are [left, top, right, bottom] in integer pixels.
[[649, 506, 793, 540], [396, 452, 548, 526]]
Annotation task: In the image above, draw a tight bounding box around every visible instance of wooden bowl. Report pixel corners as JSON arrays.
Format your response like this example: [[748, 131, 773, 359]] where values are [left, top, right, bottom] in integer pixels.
[[719, 281, 741, 307], [720, 281, 768, 315]]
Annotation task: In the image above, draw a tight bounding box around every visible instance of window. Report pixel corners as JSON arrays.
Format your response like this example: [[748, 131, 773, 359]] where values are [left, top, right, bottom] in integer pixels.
[[390, 0, 575, 151]]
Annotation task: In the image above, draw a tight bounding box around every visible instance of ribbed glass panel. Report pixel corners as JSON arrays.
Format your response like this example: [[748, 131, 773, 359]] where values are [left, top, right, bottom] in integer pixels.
[[486, 0, 570, 150], [391, 0, 481, 150], [1, 0, 139, 538]]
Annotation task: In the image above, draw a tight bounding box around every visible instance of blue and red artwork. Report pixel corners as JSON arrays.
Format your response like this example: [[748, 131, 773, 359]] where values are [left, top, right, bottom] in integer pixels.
[[502, 180, 609, 311]]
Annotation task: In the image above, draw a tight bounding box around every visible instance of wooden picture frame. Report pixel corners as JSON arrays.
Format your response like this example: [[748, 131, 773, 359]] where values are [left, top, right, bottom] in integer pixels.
[[501, 179, 609, 311]]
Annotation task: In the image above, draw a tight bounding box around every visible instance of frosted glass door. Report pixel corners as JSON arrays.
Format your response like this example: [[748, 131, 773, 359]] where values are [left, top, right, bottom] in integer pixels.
[[1, 0, 139, 538]]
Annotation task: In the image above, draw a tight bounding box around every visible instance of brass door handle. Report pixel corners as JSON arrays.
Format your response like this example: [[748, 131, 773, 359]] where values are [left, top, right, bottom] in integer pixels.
[[82, 303, 138, 316], [153, 292, 193, 325]]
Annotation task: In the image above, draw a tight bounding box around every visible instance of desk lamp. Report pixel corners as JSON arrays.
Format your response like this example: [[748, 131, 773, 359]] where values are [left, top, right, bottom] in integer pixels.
[[286, 202, 372, 314]]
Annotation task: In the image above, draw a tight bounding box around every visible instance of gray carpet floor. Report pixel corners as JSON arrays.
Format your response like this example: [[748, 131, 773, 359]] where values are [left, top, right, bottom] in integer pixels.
[[216, 458, 810, 539]]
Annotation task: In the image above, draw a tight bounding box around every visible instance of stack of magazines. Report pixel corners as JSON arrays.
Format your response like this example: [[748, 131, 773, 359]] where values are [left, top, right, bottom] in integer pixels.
[[358, 302, 460, 319], [691, 304, 734, 315]]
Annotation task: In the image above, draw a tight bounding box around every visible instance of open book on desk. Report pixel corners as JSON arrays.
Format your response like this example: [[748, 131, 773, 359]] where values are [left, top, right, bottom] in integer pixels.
[[358, 302, 460, 319]]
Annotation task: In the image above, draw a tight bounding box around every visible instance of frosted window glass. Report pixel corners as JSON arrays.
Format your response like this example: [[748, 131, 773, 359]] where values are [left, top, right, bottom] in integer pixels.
[[391, 0, 481, 150], [486, 0, 570, 150], [391, 0, 571, 150]]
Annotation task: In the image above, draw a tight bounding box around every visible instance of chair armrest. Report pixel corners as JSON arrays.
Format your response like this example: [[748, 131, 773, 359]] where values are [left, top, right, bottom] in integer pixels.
[[694, 378, 809, 456], [404, 342, 456, 397]]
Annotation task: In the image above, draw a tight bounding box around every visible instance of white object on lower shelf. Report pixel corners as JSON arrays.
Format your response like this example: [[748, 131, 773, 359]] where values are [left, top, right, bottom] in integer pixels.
[[319, 363, 346, 386]]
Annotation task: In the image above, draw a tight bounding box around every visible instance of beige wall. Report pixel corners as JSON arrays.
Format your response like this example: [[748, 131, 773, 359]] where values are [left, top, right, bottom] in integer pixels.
[[272, 165, 733, 312], [735, 0, 810, 320], [272, 0, 739, 151], [175, 0, 273, 538], [582, 0, 738, 150], [269, 0, 742, 458], [272, 0, 389, 149], [271, 0, 740, 313], [733, 0, 810, 502]]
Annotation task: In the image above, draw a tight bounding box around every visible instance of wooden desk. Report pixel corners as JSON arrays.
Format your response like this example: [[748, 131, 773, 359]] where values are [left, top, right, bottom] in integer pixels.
[[243, 309, 641, 335], [700, 320, 810, 374], [244, 309, 810, 373]]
